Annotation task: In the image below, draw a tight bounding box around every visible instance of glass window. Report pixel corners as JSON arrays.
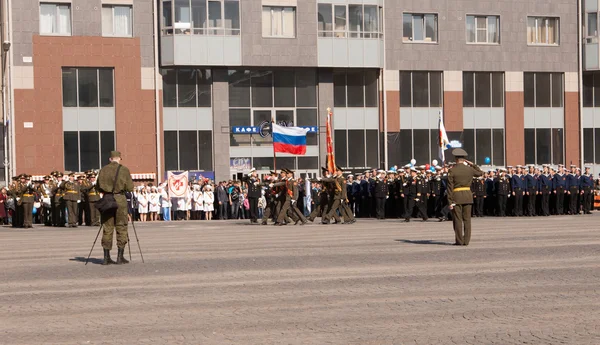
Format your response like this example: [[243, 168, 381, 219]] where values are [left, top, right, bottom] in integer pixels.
[[412, 72, 429, 107], [178, 69, 197, 107], [346, 70, 365, 107], [102, 5, 132, 37], [524, 72, 535, 107], [252, 109, 272, 148], [463, 72, 474, 107], [277, 157, 296, 170], [588, 12, 598, 37], [64, 131, 79, 172], [429, 72, 442, 107], [251, 71, 273, 107], [462, 129, 475, 163], [492, 129, 504, 166], [400, 72, 412, 107], [296, 71, 317, 107], [208, 0, 222, 31], [179, 131, 199, 170], [475, 129, 491, 165], [583, 73, 594, 107], [551, 73, 563, 107], [224, 0, 240, 35], [594, 72, 600, 107], [398, 130, 413, 164], [334, 5, 347, 37], [584, 128, 594, 163], [535, 73, 551, 107], [366, 130, 379, 168], [466, 15, 499, 44], [262, 6, 296, 38], [348, 130, 366, 167], [524, 128, 536, 164], [163, 69, 178, 107], [364, 5, 378, 38], [78, 69, 98, 107], [274, 70, 295, 107], [596, 128, 600, 163], [536, 128, 551, 164], [163, 1, 173, 29], [491, 73, 504, 107], [334, 130, 347, 167], [318, 4, 332, 36], [413, 129, 429, 164], [229, 109, 251, 127], [475, 72, 491, 107], [164, 131, 178, 170], [98, 69, 114, 107], [40, 3, 71, 35], [527, 17, 559, 45], [191, 0, 207, 33], [198, 130, 213, 170], [348, 5, 363, 38], [365, 70, 379, 107], [552, 128, 563, 164], [275, 110, 293, 125], [100, 131, 115, 165], [62, 68, 77, 107], [197, 69, 212, 107], [80, 131, 100, 172], [297, 109, 318, 145], [403, 13, 437, 42], [228, 70, 251, 107], [333, 70, 347, 107], [298, 157, 318, 170]]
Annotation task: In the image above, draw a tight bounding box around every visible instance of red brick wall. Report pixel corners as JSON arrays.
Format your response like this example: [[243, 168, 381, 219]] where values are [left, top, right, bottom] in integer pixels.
[[505, 92, 525, 165], [443, 91, 463, 132], [386, 91, 400, 132], [14, 36, 157, 175], [564, 92, 580, 166]]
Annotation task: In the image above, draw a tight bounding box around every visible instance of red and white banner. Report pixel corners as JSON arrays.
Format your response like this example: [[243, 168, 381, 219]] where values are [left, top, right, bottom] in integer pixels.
[[168, 171, 189, 198]]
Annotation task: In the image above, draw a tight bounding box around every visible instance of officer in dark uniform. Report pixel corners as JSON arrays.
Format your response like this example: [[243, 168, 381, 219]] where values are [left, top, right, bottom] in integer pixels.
[[566, 166, 579, 215], [404, 167, 428, 222], [484, 170, 496, 216], [472, 177, 486, 217], [511, 166, 525, 216], [553, 166, 567, 215], [374, 170, 388, 220], [495, 168, 510, 217], [525, 165, 538, 216], [538, 165, 552, 216], [579, 167, 593, 214], [429, 169, 442, 218], [245, 168, 261, 224], [261, 171, 279, 225]]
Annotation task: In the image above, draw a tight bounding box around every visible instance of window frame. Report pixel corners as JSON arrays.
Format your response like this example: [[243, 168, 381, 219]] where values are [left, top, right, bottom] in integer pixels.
[[164, 130, 214, 171], [523, 72, 563, 108], [402, 12, 438, 44], [62, 68, 115, 108], [317, 3, 383, 39], [262, 6, 297, 38], [466, 14, 500, 45], [39, 2, 72, 36], [463, 72, 504, 108], [102, 4, 134, 38], [399, 71, 443, 108], [162, 69, 213, 108], [527, 16, 560, 46], [161, 0, 241, 36]]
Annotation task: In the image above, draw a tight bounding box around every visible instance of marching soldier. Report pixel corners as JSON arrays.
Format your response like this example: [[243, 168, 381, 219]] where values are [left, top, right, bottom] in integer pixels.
[[404, 168, 428, 222], [374, 170, 387, 220], [63, 172, 80, 228], [77, 175, 88, 225], [429, 168, 442, 218], [8, 176, 23, 228], [244, 168, 261, 224], [288, 169, 308, 225]]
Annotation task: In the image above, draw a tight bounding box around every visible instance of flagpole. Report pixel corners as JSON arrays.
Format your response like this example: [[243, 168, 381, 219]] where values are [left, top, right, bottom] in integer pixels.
[[272, 119, 277, 171]]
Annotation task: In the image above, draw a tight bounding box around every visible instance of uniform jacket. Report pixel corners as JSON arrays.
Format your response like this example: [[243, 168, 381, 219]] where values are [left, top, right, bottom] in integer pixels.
[[374, 178, 388, 198], [62, 181, 81, 202], [447, 163, 484, 205], [495, 176, 511, 196]]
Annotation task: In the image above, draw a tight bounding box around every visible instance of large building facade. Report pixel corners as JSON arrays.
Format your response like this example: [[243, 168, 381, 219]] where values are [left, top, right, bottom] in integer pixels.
[[0, 0, 596, 183]]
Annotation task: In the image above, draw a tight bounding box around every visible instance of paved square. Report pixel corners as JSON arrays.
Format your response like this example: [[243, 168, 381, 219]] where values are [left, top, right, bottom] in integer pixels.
[[2, 216, 600, 345]]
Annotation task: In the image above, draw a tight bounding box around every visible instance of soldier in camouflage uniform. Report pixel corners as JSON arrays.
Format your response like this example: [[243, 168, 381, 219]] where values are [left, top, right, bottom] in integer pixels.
[[97, 151, 134, 265]]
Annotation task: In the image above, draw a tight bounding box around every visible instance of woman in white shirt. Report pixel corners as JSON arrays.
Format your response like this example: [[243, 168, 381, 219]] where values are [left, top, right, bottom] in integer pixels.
[[185, 187, 193, 220], [203, 184, 215, 220], [138, 187, 149, 222], [192, 184, 204, 220], [148, 186, 160, 221]]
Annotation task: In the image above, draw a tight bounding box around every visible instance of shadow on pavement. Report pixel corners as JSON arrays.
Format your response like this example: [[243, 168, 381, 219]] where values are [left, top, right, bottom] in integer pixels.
[[395, 239, 454, 246], [70, 257, 104, 265]]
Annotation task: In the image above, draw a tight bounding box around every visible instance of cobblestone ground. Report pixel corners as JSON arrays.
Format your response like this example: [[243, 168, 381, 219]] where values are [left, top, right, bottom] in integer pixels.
[[1, 215, 600, 345]]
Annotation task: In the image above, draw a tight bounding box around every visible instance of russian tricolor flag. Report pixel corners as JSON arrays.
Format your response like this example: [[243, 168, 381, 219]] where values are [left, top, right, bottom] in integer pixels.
[[272, 123, 309, 155]]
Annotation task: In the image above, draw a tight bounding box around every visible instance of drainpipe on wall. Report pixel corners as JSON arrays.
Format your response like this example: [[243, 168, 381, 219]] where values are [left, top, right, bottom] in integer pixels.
[[578, 0, 584, 168], [153, 0, 162, 183], [7, 0, 14, 178], [1, 0, 9, 184], [382, 0, 388, 170]]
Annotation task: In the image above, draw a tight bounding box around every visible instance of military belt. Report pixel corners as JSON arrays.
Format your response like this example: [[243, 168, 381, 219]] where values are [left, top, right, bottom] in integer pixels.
[[66, 191, 78, 194], [23, 194, 33, 197], [453, 187, 471, 192]]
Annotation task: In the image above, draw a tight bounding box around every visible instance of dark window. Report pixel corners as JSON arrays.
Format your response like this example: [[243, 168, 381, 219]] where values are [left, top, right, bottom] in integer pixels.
[[596, 128, 600, 163], [583, 73, 594, 107], [98, 69, 114, 107], [535, 73, 551, 107], [348, 130, 365, 167], [80, 131, 100, 171], [594, 73, 600, 107], [275, 110, 293, 125], [253, 157, 274, 170], [413, 129, 429, 164], [492, 129, 504, 166], [475, 72, 491, 107], [524, 73, 535, 107], [62, 68, 77, 107], [298, 157, 318, 170], [366, 129, 379, 168], [387, 132, 401, 166], [400, 72, 412, 107], [297, 109, 318, 145], [584, 128, 594, 163], [429, 72, 442, 107], [274, 70, 295, 107], [178, 69, 197, 107], [197, 69, 212, 107], [463, 72, 474, 107], [524, 128, 536, 164], [229, 109, 251, 127], [365, 70, 379, 107], [333, 70, 347, 107], [179, 131, 198, 170], [334, 130, 347, 167], [100, 131, 114, 165], [198, 130, 213, 171], [277, 157, 297, 170], [475, 128, 491, 165], [552, 128, 563, 164], [252, 110, 271, 146], [462, 129, 475, 162], [163, 69, 177, 107], [164, 131, 178, 170], [229, 70, 251, 107], [536, 128, 551, 163], [491, 73, 504, 107], [296, 70, 317, 107], [429, 129, 438, 164], [346, 70, 365, 107], [398, 130, 413, 164], [64, 131, 79, 172], [412, 72, 429, 107], [251, 71, 273, 107], [78, 69, 98, 107], [551, 73, 563, 107]]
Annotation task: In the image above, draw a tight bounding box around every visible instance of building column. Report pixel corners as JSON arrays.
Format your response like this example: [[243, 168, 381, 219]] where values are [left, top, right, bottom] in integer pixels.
[[318, 69, 333, 167], [212, 68, 231, 182], [443, 71, 463, 132], [505, 72, 525, 165], [564, 72, 580, 166]]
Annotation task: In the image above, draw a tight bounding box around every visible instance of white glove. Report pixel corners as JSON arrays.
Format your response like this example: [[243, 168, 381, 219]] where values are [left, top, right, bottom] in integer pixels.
[[77, 200, 81, 203], [386, 196, 389, 199]]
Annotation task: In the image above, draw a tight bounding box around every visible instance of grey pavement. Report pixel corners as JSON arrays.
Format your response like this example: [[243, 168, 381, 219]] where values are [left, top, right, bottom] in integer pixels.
[[1, 215, 600, 345]]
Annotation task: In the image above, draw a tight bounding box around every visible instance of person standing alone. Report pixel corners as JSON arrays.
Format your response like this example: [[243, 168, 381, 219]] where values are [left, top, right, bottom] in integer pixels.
[[447, 149, 483, 246]]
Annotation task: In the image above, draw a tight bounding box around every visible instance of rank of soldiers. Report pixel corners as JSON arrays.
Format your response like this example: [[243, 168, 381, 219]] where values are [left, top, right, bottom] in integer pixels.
[[7, 170, 102, 228]]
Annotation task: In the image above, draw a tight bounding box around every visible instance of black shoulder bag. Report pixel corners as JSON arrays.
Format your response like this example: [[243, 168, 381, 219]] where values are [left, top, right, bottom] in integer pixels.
[[95, 165, 122, 214]]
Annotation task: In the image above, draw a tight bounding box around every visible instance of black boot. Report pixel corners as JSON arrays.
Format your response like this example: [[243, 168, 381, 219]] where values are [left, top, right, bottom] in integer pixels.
[[116, 248, 129, 265], [102, 249, 116, 265]]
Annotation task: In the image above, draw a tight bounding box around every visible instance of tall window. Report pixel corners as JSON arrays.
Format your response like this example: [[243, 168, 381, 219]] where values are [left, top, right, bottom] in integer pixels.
[[62, 68, 115, 172], [524, 72, 563, 107], [102, 5, 133, 37], [463, 72, 504, 107], [164, 131, 213, 171], [39, 3, 71, 35], [162, 69, 212, 107], [162, 0, 240, 35], [527, 17, 559, 45], [262, 6, 296, 38], [582, 73, 600, 165], [399, 71, 442, 108], [403, 13, 437, 43], [333, 69, 379, 108], [587, 12, 598, 40], [466, 15, 499, 44], [318, 4, 382, 38]]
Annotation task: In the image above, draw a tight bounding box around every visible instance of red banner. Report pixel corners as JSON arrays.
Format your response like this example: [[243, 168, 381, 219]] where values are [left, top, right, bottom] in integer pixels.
[[326, 108, 336, 174]]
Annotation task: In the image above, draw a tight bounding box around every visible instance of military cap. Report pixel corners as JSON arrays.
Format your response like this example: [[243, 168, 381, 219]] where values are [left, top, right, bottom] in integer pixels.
[[77, 175, 86, 180], [377, 169, 385, 174], [387, 170, 396, 174], [435, 166, 442, 171], [43, 175, 51, 180], [452, 148, 468, 158], [270, 170, 277, 175], [56, 172, 64, 177], [336, 165, 343, 171], [426, 169, 433, 174], [11, 176, 18, 181], [403, 164, 411, 169], [418, 165, 426, 170], [321, 167, 328, 174], [410, 167, 418, 172], [19, 173, 27, 179], [110, 151, 122, 159], [249, 168, 256, 173], [398, 170, 405, 174], [68, 172, 75, 177], [570, 164, 576, 168]]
